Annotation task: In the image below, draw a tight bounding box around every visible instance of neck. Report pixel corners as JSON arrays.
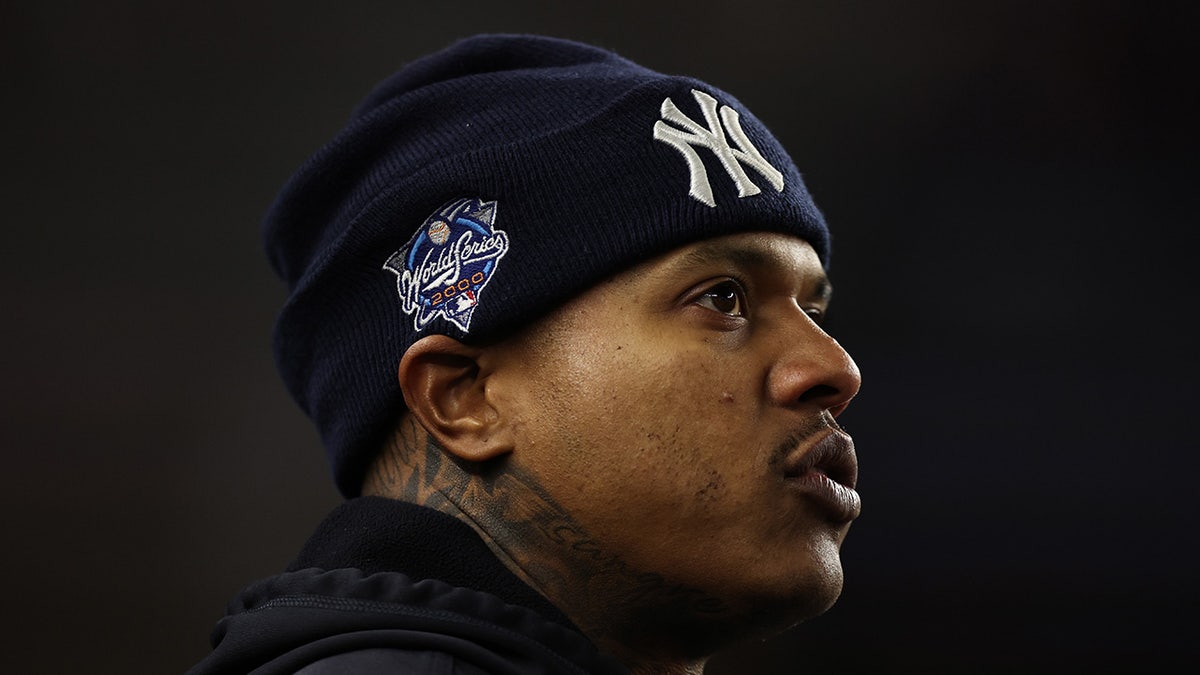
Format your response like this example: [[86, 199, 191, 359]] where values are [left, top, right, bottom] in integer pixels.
[[362, 418, 719, 673]]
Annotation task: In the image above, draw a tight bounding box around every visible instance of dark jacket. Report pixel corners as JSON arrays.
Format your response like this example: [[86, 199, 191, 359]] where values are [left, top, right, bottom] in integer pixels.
[[187, 497, 628, 674]]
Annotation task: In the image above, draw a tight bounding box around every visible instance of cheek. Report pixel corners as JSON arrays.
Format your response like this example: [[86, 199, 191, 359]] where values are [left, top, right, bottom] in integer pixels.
[[576, 343, 715, 433], [504, 293, 768, 503], [545, 341, 762, 504]]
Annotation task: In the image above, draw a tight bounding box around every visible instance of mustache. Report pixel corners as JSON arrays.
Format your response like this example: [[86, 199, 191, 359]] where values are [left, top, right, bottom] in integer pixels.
[[768, 411, 844, 469]]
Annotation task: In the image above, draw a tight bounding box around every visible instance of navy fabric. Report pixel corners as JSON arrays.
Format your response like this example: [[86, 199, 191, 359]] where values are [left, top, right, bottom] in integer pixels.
[[294, 647, 490, 674], [286, 497, 575, 630], [265, 34, 832, 496], [187, 499, 627, 675]]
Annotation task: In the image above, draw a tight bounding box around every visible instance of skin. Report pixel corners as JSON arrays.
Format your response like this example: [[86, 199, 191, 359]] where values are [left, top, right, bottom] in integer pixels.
[[363, 231, 861, 675]]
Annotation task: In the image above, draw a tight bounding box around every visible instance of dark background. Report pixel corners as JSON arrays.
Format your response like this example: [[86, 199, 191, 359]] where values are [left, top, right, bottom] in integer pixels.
[[4, 1, 1196, 673]]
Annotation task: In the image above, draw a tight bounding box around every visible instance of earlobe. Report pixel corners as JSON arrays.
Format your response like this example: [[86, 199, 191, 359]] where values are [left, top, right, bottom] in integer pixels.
[[398, 335, 513, 463]]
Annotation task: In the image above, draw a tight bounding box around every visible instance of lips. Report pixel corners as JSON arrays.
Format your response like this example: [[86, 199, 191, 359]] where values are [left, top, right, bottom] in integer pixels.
[[782, 430, 861, 523]]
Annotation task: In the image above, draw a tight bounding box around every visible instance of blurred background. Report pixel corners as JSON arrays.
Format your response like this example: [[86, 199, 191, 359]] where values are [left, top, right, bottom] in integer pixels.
[[3, 1, 1196, 672]]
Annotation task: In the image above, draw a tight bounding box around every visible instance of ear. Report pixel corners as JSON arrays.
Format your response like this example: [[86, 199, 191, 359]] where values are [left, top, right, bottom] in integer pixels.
[[398, 335, 512, 463]]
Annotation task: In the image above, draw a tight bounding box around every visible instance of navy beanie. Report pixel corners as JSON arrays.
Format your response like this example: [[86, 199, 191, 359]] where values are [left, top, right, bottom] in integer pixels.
[[266, 34, 831, 497]]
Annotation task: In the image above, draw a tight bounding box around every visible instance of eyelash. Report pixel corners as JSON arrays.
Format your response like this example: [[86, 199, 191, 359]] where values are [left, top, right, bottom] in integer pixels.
[[693, 279, 827, 327], [695, 279, 749, 318]]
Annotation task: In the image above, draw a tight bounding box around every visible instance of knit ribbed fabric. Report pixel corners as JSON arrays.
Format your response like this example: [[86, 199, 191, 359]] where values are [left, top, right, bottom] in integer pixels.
[[265, 34, 831, 497]]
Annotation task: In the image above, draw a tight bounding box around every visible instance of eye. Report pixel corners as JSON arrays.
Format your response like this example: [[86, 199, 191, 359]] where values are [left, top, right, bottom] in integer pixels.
[[803, 307, 825, 325], [696, 280, 747, 317]]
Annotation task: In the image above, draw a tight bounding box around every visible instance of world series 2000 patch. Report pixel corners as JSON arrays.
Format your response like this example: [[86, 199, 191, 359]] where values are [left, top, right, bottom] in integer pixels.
[[383, 198, 509, 333]]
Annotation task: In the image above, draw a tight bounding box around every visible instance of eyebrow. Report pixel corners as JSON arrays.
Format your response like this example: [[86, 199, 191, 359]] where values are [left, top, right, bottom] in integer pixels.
[[680, 242, 772, 271], [676, 241, 834, 303]]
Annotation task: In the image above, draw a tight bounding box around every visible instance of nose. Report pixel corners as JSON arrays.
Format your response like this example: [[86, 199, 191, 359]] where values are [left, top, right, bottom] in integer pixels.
[[766, 314, 862, 417]]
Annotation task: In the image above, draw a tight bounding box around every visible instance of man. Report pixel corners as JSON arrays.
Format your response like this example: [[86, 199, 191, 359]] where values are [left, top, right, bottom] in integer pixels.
[[190, 34, 861, 675]]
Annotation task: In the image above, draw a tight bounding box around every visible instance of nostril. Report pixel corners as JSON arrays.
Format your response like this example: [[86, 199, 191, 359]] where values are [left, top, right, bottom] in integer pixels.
[[767, 338, 860, 414], [798, 384, 840, 405], [827, 401, 851, 421]]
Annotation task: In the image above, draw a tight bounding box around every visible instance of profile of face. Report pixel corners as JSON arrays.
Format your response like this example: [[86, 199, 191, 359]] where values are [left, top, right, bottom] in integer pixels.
[[481, 231, 862, 651]]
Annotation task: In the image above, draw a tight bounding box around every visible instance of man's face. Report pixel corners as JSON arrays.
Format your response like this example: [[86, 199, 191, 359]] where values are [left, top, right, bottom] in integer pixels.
[[486, 231, 861, 644]]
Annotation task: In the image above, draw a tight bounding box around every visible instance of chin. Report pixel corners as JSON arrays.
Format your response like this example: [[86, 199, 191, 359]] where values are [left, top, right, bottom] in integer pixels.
[[763, 565, 845, 631], [760, 537, 851, 624], [689, 559, 847, 657], [620, 556, 847, 663]]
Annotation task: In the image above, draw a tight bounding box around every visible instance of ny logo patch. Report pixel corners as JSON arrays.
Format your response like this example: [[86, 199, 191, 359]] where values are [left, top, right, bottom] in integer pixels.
[[653, 89, 784, 207]]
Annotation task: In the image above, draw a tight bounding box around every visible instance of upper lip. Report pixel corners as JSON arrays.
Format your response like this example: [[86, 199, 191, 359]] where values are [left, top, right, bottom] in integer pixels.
[[782, 430, 858, 489]]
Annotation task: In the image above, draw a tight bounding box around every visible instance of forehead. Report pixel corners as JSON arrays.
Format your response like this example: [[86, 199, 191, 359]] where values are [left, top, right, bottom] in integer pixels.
[[511, 232, 830, 348], [634, 231, 830, 294]]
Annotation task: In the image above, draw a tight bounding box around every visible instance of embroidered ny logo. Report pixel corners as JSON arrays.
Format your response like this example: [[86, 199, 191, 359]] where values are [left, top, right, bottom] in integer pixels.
[[653, 89, 784, 207]]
